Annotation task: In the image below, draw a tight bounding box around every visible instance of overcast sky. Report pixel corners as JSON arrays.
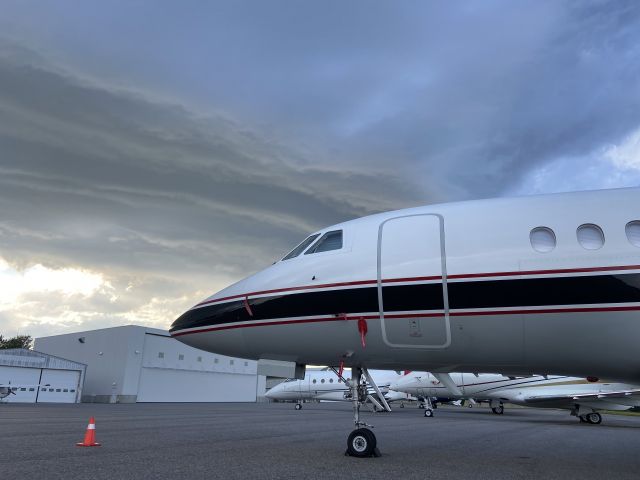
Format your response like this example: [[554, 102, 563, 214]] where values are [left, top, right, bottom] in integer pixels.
[[1, 1, 639, 339]]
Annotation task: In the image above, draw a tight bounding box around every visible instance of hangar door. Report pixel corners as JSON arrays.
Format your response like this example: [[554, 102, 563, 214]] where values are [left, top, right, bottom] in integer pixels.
[[0, 366, 39, 403], [37, 369, 80, 403], [137, 368, 257, 402], [378, 213, 451, 349]]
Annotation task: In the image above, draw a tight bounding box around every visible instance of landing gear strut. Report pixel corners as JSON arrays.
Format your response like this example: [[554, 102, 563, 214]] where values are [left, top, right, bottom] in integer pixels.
[[335, 367, 382, 458], [423, 397, 434, 418]]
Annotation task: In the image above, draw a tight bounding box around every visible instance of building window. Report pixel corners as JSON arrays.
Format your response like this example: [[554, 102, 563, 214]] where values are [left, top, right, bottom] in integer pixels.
[[197, 356, 202, 362], [244, 361, 248, 367], [178, 354, 184, 360], [230, 359, 235, 365], [530, 227, 556, 253], [56, 389, 61, 392], [63, 389, 68, 392], [29, 388, 34, 391], [577, 224, 605, 250], [214, 358, 219, 364], [70, 389, 75, 392], [158, 352, 164, 359], [20, 388, 26, 391], [626, 221, 640, 247]]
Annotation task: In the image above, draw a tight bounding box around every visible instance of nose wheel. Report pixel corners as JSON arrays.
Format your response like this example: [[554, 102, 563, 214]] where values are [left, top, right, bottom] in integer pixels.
[[332, 366, 383, 458], [346, 428, 377, 457]]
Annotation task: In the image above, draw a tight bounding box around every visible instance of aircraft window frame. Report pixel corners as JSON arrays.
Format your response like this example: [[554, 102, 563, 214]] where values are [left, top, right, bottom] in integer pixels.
[[529, 226, 556, 253], [626, 221, 640, 247], [576, 223, 605, 250], [304, 230, 343, 255], [282, 234, 321, 261]]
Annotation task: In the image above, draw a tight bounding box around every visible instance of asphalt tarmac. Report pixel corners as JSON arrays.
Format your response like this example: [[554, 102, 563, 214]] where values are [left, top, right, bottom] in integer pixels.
[[1, 402, 639, 480]]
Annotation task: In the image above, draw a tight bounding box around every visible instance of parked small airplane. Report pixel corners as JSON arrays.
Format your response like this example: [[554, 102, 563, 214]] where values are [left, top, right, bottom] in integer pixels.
[[390, 372, 640, 424], [171, 187, 640, 456], [265, 369, 412, 410]]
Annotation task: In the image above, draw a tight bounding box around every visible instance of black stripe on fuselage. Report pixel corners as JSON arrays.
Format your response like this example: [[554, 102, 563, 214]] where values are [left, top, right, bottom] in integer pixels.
[[169, 273, 640, 332]]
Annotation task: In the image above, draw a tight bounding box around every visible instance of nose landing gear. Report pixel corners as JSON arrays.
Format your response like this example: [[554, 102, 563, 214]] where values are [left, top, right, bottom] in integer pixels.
[[332, 366, 383, 458]]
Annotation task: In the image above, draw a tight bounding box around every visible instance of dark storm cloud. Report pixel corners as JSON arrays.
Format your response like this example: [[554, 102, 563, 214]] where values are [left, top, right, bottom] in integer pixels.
[[0, 40, 421, 280]]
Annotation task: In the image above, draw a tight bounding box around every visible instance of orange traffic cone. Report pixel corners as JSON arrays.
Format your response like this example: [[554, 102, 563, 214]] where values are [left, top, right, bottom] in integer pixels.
[[76, 417, 101, 447]]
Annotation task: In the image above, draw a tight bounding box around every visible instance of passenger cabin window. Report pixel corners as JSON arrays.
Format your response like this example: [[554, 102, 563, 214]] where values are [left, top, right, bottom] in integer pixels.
[[282, 234, 320, 260], [529, 227, 556, 253], [577, 224, 604, 250], [305, 230, 343, 255], [626, 221, 640, 247]]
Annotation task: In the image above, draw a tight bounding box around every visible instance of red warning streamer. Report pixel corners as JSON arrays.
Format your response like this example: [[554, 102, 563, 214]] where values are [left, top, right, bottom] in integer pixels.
[[243, 296, 253, 317], [357, 317, 368, 348]]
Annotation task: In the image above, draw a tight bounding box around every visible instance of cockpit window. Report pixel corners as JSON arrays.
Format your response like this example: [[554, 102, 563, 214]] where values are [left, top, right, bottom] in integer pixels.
[[282, 234, 320, 260], [305, 230, 343, 255], [284, 378, 297, 383]]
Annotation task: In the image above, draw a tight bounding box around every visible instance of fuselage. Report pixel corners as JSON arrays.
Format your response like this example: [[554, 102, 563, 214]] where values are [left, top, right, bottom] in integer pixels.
[[171, 188, 640, 383]]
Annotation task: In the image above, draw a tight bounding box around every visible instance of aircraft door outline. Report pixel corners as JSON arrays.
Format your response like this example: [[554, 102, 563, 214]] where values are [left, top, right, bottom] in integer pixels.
[[377, 213, 451, 349]]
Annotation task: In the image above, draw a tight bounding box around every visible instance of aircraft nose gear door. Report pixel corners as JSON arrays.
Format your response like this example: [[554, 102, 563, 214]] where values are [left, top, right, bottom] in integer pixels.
[[377, 213, 450, 349]]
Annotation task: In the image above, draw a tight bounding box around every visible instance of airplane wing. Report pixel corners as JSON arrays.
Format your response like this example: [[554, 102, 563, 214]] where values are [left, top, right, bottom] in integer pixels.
[[522, 388, 640, 409]]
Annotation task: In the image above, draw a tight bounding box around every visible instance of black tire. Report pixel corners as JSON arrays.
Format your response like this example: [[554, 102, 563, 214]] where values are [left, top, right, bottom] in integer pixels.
[[586, 413, 602, 424], [492, 405, 504, 415], [347, 428, 377, 457], [579, 415, 587, 423], [424, 409, 434, 418], [295, 403, 302, 410]]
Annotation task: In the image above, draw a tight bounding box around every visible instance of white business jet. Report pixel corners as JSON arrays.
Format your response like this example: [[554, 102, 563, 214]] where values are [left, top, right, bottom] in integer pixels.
[[390, 372, 640, 424], [171, 187, 640, 457], [265, 369, 412, 411]]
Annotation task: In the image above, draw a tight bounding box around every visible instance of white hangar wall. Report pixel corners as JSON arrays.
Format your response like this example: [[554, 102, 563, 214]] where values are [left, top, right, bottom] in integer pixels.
[[35, 325, 261, 403]]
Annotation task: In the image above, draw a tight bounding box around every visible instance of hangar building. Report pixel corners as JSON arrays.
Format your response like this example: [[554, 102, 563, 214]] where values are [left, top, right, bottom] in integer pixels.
[[35, 325, 265, 403], [0, 348, 86, 403]]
